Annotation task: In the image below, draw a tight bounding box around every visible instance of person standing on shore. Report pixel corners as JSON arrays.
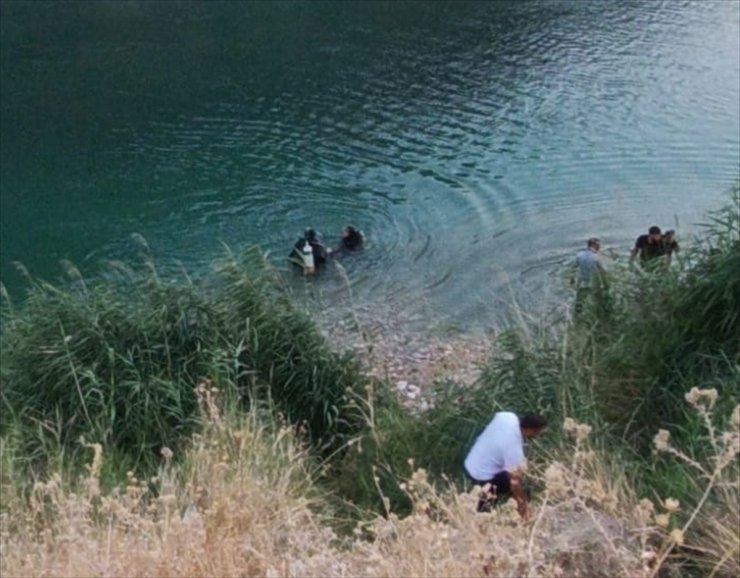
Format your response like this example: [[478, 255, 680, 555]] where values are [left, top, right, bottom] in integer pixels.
[[630, 225, 665, 267], [574, 237, 608, 317], [662, 229, 679, 267], [463, 411, 546, 519]]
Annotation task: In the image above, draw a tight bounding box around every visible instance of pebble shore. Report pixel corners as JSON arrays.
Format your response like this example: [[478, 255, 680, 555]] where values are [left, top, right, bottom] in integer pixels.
[[317, 306, 491, 412]]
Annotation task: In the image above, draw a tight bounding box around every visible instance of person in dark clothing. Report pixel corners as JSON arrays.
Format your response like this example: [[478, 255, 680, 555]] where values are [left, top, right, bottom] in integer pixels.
[[290, 228, 328, 272], [630, 225, 666, 266], [662, 229, 679, 266], [332, 225, 364, 255]]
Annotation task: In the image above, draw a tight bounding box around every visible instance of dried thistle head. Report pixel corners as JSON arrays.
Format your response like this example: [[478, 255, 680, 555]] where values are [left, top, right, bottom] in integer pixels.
[[663, 498, 680, 513], [575, 423, 592, 443], [562, 418, 592, 443], [654, 514, 670, 528], [653, 429, 671, 452], [563, 417, 577, 435], [669, 529, 684, 545], [731, 404, 740, 431], [718, 431, 740, 468], [409, 468, 428, 489], [634, 498, 655, 525], [684, 387, 718, 410], [544, 462, 569, 499]]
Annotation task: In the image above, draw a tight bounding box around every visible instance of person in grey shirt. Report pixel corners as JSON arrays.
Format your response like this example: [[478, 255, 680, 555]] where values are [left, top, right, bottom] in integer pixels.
[[574, 237, 607, 317]]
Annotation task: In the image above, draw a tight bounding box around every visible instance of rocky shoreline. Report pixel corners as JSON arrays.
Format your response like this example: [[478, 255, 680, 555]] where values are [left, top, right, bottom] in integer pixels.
[[317, 306, 491, 410]]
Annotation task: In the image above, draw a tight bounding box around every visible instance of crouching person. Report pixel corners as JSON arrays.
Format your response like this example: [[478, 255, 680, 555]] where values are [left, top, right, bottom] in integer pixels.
[[463, 411, 546, 520]]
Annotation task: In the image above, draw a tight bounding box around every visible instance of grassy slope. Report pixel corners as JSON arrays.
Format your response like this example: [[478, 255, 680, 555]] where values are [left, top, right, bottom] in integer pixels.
[[1, 188, 738, 576]]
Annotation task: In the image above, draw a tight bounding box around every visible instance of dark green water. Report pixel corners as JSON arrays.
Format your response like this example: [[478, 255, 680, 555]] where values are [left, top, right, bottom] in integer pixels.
[[1, 1, 739, 331]]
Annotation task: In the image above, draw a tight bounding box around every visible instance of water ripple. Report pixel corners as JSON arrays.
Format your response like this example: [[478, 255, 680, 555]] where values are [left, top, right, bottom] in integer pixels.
[[1, 0, 738, 331]]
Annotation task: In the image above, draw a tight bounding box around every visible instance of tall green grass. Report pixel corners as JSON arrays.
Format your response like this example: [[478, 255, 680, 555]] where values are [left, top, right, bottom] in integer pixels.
[[212, 250, 364, 453], [0, 248, 365, 478], [578, 187, 739, 444], [471, 187, 739, 442]]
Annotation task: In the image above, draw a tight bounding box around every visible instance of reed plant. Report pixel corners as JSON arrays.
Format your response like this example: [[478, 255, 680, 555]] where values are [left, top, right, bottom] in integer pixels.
[[0, 264, 211, 473], [0, 246, 365, 479], [470, 188, 739, 440], [574, 188, 739, 446], [211, 248, 365, 454]]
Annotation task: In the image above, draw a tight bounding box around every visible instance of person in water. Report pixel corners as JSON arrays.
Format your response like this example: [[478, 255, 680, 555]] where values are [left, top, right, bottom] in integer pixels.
[[573, 237, 608, 318], [630, 225, 665, 266], [333, 225, 364, 254], [291, 228, 328, 270], [662, 229, 679, 266]]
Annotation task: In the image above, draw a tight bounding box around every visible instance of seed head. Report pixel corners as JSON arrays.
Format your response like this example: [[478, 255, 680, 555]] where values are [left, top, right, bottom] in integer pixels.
[[669, 529, 684, 545], [653, 429, 671, 452], [685, 387, 718, 409], [731, 405, 740, 431], [654, 514, 670, 528], [664, 498, 680, 513]]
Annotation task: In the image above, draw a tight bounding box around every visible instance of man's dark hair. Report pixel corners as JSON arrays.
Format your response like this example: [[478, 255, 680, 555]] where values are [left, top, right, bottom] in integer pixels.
[[343, 226, 364, 250], [304, 227, 318, 242], [520, 413, 547, 430], [648, 225, 661, 235]]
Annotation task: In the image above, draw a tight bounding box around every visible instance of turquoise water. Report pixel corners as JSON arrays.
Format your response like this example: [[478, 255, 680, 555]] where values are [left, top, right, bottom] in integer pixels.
[[1, 1, 739, 331]]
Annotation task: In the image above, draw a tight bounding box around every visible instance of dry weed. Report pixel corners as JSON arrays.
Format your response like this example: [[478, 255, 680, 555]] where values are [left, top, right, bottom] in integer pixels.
[[1, 387, 736, 578]]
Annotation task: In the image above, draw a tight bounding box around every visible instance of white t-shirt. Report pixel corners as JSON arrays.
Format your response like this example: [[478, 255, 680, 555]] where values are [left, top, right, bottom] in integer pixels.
[[464, 412, 524, 481]]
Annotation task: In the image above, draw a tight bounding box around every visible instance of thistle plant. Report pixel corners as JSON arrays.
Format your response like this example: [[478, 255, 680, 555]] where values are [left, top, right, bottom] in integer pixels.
[[647, 388, 740, 578]]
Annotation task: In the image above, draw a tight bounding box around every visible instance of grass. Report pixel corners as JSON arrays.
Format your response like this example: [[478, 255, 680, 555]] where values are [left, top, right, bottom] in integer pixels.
[[0, 388, 333, 578], [327, 187, 740, 576], [1, 377, 736, 577], [212, 249, 365, 454], [0, 246, 365, 479], [0, 186, 737, 576]]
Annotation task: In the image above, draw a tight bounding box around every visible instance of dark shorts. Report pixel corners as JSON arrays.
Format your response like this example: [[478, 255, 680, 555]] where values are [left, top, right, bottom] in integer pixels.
[[464, 468, 512, 512], [466, 470, 511, 493]]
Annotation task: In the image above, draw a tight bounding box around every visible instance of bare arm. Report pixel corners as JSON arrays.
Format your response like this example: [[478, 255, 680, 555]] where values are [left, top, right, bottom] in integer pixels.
[[509, 472, 529, 520]]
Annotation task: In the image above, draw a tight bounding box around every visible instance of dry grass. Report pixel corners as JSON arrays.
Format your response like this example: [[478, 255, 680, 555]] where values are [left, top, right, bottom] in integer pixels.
[[1, 386, 737, 578]]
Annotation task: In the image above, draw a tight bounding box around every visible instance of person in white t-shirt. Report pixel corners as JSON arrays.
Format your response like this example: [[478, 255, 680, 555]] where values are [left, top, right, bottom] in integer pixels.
[[463, 411, 546, 519]]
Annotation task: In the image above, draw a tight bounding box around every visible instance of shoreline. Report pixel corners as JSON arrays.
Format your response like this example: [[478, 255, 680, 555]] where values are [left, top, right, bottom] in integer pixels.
[[316, 305, 491, 409]]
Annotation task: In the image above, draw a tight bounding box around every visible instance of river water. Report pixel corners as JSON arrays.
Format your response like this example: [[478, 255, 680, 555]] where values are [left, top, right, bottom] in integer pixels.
[[1, 1, 738, 334]]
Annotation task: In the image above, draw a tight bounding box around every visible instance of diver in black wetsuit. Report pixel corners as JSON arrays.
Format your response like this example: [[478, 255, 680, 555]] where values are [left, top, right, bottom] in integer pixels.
[[290, 228, 328, 270], [333, 225, 364, 256]]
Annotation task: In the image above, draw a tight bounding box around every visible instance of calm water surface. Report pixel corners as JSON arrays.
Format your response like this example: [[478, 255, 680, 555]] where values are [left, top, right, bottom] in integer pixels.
[[1, 1, 739, 332]]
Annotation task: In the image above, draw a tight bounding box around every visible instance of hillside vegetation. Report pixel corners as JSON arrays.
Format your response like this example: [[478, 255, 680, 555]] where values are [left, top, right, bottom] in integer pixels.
[[1, 187, 738, 577]]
